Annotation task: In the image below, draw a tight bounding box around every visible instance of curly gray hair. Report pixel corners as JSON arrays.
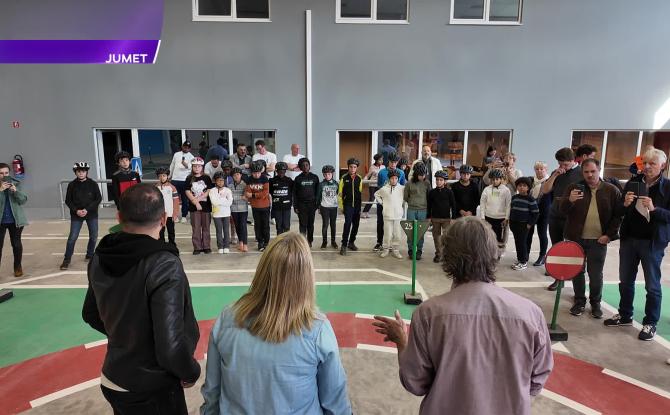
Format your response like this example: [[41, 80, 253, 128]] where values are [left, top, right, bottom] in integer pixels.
[[441, 217, 498, 284]]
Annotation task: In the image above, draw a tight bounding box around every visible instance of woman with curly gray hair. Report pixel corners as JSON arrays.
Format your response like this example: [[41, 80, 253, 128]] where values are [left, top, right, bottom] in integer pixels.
[[373, 216, 553, 415]]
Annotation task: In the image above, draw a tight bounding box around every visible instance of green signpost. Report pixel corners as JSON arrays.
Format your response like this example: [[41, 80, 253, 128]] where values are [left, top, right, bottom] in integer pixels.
[[400, 219, 429, 305]]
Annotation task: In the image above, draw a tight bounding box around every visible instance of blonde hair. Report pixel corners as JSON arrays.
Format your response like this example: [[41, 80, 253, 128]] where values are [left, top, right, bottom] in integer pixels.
[[534, 161, 547, 169], [233, 232, 317, 343]]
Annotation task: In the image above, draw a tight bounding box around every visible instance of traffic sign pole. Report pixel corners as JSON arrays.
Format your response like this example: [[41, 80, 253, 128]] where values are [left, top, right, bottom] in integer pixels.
[[411, 219, 417, 295], [550, 281, 564, 330], [403, 219, 423, 305]]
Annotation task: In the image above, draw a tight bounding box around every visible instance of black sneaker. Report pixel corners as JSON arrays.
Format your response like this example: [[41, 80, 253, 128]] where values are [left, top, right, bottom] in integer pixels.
[[203, 249, 212, 254], [433, 255, 440, 263], [373, 243, 383, 252], [321, 241, 328, 249], [193, 250, 201, 255], [339, 246, 347, 256], [569, 303, 585, 316], [638, 325, 656, 341], [331, 241, 338, 249], [85, 255, 93, 261], [590, 304, 603, 319], [604, 314, 633, 327], [259, 245, 265, 252], [59, 259, 70, 270], [416, 252, 422, 261], [547, 280, 559, 291], [347, 243, 358, 251], [308, 241, 312, 248], [533, 256, 545, 266]]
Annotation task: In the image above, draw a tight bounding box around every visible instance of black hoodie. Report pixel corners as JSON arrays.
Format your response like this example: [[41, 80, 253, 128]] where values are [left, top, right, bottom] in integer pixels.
[[82, 232, 200, 392]]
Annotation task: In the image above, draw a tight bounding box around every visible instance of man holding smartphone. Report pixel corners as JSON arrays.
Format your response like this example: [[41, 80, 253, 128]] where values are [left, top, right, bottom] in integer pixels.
[[0, 163, 28, 277], [559, 159, 621, 318], [604, 148, 670, 341]]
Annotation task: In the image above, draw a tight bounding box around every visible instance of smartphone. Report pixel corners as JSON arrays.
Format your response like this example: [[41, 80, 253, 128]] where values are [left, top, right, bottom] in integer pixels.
[[575, 184, 585, 193], [1, 177, 11, 183], [630, 182, 648, 197]]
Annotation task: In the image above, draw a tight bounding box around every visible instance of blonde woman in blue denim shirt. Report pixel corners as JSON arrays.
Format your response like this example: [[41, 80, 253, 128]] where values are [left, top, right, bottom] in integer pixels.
[[200, 232, 352, 415]]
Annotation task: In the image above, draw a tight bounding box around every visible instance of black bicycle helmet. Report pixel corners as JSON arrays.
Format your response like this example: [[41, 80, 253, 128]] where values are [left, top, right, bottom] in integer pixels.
[[413, 162, 427, 176], [398, 158, 408, 167], [488, 169, 505, 179], [155, 167, 170, 176], [459, 164, 474, 174], [72, 162, 90, 172], [387, 153, 400, 162], [231, 167, 243, 175], [434, 170, 449, 180], [298, 157, 310, 168], [212, 171, 226, 181], [250, 160, 265, 173], [221, 160, 233, 169], [347, 158, 360, 166], [114, 151, 131, 163], [322, 165, 335, 174], [387, 168, 400, 178], [275, 161, 288, 171]]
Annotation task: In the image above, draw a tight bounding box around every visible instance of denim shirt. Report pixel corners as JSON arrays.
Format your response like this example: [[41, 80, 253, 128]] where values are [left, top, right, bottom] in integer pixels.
[[200, 307, 352, 415], [1, 192, 14, 224]]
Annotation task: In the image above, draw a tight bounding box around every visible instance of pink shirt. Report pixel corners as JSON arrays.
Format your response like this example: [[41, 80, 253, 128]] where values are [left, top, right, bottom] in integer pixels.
[[399, 281, 553, 415]]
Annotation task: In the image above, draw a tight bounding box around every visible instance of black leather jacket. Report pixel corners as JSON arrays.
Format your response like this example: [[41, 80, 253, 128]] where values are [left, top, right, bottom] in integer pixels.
[[82, 233, 200, 392]]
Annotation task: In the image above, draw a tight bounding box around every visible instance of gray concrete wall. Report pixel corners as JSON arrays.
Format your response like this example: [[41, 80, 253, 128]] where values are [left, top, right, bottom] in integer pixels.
[[2, 0, 670, 209]]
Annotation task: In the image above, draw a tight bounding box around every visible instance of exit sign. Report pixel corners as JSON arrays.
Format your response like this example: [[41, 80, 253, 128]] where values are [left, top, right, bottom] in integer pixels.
[[11, 121, 20, 128]]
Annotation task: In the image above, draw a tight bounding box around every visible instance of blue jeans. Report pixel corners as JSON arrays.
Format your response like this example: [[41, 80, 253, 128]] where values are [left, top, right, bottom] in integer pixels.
[[65, 216, 98, 260], [618, 238, 664, 325], [406, 209, 427, 254]]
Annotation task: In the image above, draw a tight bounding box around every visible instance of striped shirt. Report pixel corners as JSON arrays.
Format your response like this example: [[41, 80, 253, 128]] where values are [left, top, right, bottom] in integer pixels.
[[509, 194, 539, 225]]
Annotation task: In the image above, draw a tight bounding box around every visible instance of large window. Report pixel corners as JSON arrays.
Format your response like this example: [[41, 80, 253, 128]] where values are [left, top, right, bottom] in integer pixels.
[[378, 131, 419, 163], [465, 130, 512, 168], [572, 130, 670, 180], [337, 0, 409, 23], [423, 131, 465, 177], [451, 0, 522, 25], [138, 130, 183, 178], [193, 0, 270, 22], [233, 130, 276, 155]]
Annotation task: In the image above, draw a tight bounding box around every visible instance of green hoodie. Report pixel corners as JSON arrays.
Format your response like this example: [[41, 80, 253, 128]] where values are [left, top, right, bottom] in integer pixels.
[[0, 176, 28, 227]]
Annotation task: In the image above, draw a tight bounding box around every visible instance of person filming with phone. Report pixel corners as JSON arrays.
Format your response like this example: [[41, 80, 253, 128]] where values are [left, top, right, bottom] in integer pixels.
[[604, 148, 670, 341], [559, 159, 621, 319]]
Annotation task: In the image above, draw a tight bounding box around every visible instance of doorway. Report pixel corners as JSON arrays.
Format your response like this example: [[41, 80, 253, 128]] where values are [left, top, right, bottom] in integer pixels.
[[96, 129, 132, 202], [338, 131, 372, 178]]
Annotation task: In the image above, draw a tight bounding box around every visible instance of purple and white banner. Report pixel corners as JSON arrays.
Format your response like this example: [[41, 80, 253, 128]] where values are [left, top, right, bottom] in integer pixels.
[[0, 0, 163, 64]]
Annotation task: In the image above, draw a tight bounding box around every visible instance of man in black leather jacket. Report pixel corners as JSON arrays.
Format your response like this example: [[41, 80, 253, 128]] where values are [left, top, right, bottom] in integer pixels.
[[82, 183, 200, 415]]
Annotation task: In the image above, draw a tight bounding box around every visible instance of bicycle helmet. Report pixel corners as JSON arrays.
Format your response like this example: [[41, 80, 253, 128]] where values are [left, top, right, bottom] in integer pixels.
[[221, 160, 233, 169], [413, 162, 427, 176], [191, 157, 205, 166], [322, 165, 335, 174], [434, 170, 449, 180], [346, 157, 360, 166], [275, 161, 288, 171], [231, 167, 243, 175], [387, 168, 400, 178], [250, 160, 265, 173], [387, 153, 400, 163], [298, 157, 311, 169], [488, 169, 505, 179], [72, 162, 90, 172], [459, 164, 474, 174]]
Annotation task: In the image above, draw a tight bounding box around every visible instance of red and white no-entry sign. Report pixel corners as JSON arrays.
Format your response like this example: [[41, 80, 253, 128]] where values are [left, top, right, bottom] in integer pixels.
[[545, 241, 585, 281]]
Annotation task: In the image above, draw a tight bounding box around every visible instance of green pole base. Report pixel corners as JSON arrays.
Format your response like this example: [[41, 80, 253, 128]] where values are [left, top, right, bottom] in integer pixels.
[[548, 324, 568, 342]]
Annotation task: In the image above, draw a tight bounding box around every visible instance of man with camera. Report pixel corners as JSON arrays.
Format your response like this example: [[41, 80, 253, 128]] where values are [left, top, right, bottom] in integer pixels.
[[559, 159, 621, 319], [604, 148, 670, 341]]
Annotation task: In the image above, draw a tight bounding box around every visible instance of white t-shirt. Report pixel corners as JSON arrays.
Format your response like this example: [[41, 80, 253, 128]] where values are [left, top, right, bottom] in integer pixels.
[[205, 162, 223, 179], [157, 184, 177, 217], [252, 151, 277, 178], [283, 153, 304, 180], [169, 151, 195, 181]]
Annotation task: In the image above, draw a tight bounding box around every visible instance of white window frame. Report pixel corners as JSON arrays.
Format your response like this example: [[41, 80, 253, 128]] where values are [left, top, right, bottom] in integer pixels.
[[336, 0, 410, 24], [192, 0, 272, 22], [450, 0, 523, 26]]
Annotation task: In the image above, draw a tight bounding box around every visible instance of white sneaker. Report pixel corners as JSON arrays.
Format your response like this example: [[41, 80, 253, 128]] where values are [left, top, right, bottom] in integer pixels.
[[180, 217, 188, 224], [513, 262, 528, 271], [271, 218, 276, 225], [218, 249, 224, 254], [223, 248, 230, 254], [380, 249, 390, 258], [511, 262, 520, 270], [392, 250, 402, 259]]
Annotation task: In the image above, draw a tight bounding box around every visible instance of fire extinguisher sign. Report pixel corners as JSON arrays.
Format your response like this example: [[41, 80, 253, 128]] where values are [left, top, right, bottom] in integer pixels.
[[12, 121, 20, 128]]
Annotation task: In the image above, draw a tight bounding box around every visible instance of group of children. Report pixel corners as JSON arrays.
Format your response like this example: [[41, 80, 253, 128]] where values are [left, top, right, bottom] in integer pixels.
[[61, 149, 538, 269]]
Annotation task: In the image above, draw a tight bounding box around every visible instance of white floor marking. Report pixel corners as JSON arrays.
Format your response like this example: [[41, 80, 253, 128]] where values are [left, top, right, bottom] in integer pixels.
[[551, 342, 570, 354], [539, 389, 601, 415], [600, 302, 670, 351], [601, 369, 670, 399], [355, 313, 411, 324], [356, 344, 398, 354], [10, 280, 414, 290], [0, 271, 83, 288], [84, 339, 108, 349], [30, 378, 101, 408]]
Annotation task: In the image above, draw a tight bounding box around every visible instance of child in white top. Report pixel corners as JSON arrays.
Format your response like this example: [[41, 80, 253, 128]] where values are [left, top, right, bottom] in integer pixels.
[[156, 167, 180, 248], [374, 169, 405, 259], [480, 169, 512, 251], [209, 171, 234, 253]]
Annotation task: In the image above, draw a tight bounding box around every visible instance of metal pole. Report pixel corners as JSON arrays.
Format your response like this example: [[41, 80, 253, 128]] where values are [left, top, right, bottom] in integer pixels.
[[412, 219, 418, 296], [58, 181, 66, 221], [550, 280, 564, 330]]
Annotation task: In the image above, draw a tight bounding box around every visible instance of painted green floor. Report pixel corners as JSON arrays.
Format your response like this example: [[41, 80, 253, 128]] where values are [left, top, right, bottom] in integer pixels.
[[601, 284, 669, 341], [0, 285, 417, 368]]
